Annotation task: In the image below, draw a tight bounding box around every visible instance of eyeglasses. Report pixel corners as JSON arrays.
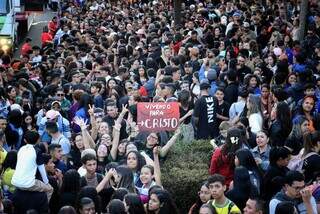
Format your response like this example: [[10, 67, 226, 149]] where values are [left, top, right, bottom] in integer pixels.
[[57, 94, 64, 97], [291, 185, 305, 191]]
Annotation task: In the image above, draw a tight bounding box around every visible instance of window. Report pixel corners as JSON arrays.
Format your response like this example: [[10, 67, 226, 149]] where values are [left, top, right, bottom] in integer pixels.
[[0, 0, 9, 15]]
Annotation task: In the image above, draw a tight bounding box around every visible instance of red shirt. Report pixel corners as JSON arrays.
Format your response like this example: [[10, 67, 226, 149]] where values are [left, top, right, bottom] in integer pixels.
[[41, 32, 53, 45], [21, 43, 32, 56], [48, 21, 57, 36], [209, 147, 234, 186]]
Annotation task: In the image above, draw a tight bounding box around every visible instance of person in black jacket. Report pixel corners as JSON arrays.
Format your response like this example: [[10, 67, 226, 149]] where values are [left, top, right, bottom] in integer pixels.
[[224, 70, 238, 106], [269, 102, 292, 147], [226, 166, 259, 211], [262, 147, 290, 202]]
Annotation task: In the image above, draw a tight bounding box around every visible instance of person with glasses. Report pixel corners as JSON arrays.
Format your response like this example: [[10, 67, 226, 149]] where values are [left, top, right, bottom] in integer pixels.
[[269, 171, 317, 214], [55, 87, 71, 117]]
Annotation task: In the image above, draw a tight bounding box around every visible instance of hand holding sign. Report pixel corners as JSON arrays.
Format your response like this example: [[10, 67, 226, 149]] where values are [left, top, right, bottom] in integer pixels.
[[137, 102, 180, 132]]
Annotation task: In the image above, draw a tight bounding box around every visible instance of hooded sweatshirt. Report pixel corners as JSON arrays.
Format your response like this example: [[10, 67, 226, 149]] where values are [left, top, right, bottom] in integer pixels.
[[269, 190, 317, 214]]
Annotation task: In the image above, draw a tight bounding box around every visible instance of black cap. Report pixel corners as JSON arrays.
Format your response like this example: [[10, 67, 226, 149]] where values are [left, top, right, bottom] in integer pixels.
[[200, 79, 211, 90]]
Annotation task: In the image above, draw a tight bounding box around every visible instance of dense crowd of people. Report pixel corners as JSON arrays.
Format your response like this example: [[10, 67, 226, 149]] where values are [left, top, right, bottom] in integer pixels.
[[0, 0, 320, 213]]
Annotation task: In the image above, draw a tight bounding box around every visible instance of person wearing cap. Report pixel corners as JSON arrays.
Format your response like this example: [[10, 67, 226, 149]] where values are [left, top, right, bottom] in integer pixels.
[[225, 11, 241, 36], [46, 121, 71, 156], [38, 109, 71, 144], [194, 80, 219, 140], [199, 58, 218, 96]]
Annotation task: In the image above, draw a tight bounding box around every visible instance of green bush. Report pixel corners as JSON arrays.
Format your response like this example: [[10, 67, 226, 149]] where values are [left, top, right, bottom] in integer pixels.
[[162, 140, 213, 213]]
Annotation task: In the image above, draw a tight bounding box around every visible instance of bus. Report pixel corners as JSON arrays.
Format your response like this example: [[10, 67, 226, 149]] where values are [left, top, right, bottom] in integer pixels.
[[0, 0, 15, 54]]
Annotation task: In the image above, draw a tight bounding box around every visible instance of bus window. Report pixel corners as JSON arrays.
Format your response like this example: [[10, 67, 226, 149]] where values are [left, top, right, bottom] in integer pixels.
[[0, 0, 9, 15]]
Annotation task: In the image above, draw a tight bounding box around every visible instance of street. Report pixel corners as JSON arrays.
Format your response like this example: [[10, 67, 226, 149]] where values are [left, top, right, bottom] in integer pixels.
[[14, 9, 55, 58]]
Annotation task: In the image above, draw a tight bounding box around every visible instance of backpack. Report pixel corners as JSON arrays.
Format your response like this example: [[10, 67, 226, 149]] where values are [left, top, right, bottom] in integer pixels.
[[287, 150, 318, 172]]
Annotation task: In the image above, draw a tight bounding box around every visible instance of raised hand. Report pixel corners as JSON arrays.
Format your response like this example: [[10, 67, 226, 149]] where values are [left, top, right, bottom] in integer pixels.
[[153, 146, 161, 155], [74, 117, 88, 130], [88, 104, 95, 117]]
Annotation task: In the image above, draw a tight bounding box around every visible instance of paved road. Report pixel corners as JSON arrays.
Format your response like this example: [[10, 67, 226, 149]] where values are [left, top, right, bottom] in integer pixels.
[[14, 9, 56, 58]]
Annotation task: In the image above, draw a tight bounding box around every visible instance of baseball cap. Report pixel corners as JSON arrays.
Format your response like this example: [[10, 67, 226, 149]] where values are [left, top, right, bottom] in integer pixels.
[[200, 79, 211, 90], [46, 110, 60, 120], [233, 11, 241, 17]]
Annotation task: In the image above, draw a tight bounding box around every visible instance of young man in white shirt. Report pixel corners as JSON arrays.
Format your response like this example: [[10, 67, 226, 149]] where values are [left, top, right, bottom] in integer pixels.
[[11, 130, 53, 201]]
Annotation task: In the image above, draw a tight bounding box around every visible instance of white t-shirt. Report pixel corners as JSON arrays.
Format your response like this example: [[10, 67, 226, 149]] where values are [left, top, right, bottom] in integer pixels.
[[12, 144, 37, 188], [249, 113, 263, 134]]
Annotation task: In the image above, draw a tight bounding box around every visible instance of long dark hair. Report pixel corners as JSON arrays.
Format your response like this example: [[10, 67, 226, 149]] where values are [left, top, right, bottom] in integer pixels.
[[218, 128, 244, 168], [126, 150, 146, 173], [236, 149, 261, 173], [78, 93, 93, 113], [190, 182, 210, 214], [2, 150, 17, 173], [276, 102, 292, 137], [60, 169, 81, 193], [124, 193, 146, 214], [116, 165, 136, 193], [148, 189, 178, 214], [78, 186, 101, 214], [227, 166, 259, 207]]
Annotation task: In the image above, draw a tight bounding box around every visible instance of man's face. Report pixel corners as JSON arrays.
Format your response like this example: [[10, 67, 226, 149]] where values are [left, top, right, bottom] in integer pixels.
[[209, 181, 226, 199], [72, 74, 81, 83], [107, 106, 118, 118], [243, 199, 259, 214], [305, 88, 315, 96], [286, 181, 305, 199], [53, 148, 63, 160], [172, 70, 181, 81], [85, 160, 97, 175], [0, 119, 7, 130], [45, 158, 56, 174], [237, 56, 245, 68], [80, 202, 95, 214]]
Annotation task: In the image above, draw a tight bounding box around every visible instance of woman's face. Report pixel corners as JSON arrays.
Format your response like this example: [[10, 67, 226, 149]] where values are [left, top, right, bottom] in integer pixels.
[[138, 68, 145, 77], [97, 144, 108, 158], [9, 88, 16, 97], [261, 87, 269, 98], [99, 122, 109, 135], [301, 120, 310, 134], [75, 135, 84, 150], [113, 171, 122, 184], [249, 77, 257, 88], [256, 132, 268, 147], [199, 185, 211, 203], [146, 133, 159, 148], [148, 194, 160, 211], [108, 80, 116, 89], [140, 167, 153, 185], [118, 142, 126, 155], [267, 56, 274, 66], [288, 74, 297, 85], [24, 116, 32, 124], [302, 98, 314, 113], [127, 152, 138, 170], [100, 134, 112, 146]]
